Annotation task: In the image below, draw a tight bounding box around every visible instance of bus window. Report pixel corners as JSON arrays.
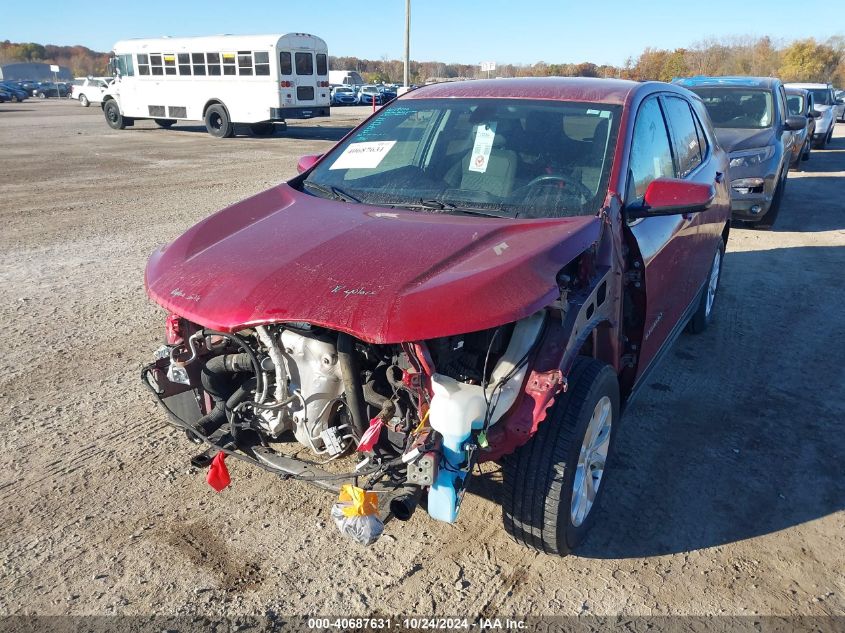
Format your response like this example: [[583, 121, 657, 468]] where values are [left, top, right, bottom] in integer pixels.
[[254, 51, 270, 76], [178, 53, 191, 75], [163, 54, 176, 75], [207, 53, 221, 76], [316, 53, 327, 76], [279, 52, 292, 76], [192, 53, 206, 75], [222, 53, 236, 75], [150, 54, 163, 75], [238, 52, 253, 76], [295, 52, 313, 75], [138, 54, 150, 75]]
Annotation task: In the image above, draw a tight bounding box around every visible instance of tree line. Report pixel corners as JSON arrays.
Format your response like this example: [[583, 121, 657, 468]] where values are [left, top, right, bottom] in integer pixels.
[[2, 35, 842, 85], [336, 36, 844, 86], [0, 41, 109, 76]]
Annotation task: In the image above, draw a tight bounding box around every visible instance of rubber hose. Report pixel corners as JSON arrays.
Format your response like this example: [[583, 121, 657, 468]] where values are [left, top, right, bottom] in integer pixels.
[[337, 333, 367, 439]]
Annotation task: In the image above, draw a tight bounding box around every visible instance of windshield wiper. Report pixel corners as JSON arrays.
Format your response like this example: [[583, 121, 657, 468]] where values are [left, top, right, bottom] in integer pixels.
[[303, 181, 360, 203], [384, 198, 512, 218]]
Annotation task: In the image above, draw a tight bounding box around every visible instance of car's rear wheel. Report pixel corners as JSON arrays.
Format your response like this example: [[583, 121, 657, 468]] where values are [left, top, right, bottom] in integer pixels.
[[687, 238, 725, 334], [204, 104, 234, 138], [250, 122, 275, 136], [154, 119, 176, 128], [502, 357, 619, 556], [79, 94, 89, 107], [103, 99, 125, 130]]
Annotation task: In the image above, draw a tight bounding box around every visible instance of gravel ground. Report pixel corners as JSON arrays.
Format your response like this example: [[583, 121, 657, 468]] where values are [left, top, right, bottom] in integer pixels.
[[0, 100, 843, 620]]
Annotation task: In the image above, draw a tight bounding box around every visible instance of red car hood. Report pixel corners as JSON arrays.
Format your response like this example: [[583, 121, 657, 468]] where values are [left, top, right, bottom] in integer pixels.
[[145, 184, 601, 343]]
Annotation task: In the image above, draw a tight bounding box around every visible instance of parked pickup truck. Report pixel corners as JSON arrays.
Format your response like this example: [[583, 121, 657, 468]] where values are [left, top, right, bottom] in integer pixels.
[[142, 77, 731, 555], [71, 77, 112, 107]]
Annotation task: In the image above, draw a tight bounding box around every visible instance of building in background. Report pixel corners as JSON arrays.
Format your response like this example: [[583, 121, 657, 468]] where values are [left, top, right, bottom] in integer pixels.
[[0, 62, 73, 81]]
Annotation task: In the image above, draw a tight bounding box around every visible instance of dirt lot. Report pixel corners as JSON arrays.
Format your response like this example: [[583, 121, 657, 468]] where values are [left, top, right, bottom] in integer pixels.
[[0, 99, 843, 620]]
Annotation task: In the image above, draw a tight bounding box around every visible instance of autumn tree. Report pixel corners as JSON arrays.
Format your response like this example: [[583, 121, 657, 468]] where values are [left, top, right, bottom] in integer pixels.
[[779, 39, 840, 82]]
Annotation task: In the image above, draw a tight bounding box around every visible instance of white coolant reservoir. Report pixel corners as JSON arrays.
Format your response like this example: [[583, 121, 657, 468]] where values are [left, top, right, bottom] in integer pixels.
[[426, 311, 547, 525], [429, 375, 487, 439]]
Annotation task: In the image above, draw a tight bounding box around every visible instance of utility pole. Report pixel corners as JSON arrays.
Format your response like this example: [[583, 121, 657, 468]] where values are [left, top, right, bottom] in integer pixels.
[[404, 0, 411, 87]]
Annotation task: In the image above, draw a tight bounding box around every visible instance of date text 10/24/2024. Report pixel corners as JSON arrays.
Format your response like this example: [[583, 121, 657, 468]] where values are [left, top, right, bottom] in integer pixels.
[[306, 618, 528, 630]]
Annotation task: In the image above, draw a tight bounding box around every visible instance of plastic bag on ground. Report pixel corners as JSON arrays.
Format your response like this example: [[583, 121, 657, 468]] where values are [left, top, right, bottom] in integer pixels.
[[331, 484, 384, 545]]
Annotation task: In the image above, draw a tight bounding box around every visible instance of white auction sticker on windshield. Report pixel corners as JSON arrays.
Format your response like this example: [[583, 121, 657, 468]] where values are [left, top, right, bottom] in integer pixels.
[[468, 123, 497, 173], [329, 141, 397, 170]]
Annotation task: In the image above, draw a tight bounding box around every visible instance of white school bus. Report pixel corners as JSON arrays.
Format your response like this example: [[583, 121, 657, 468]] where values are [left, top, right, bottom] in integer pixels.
[[103, 33, 331, 137]]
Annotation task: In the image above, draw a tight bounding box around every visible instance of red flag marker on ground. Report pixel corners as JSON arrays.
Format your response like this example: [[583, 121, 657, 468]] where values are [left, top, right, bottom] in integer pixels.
[[207, 452, 230, 491]]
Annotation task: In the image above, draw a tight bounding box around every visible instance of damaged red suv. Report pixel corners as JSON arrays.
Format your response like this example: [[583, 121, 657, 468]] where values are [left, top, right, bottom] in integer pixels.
[[143, 78, 730, 555]]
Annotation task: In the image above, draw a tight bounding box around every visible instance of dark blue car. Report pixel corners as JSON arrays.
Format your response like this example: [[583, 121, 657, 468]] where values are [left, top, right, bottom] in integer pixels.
[[0, 82, 28, 102]]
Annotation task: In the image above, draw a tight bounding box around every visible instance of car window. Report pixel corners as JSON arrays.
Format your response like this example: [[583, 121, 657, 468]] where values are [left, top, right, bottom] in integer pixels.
[[663, 96, 702, 178], [628, 98, 675, 202], [303, 98, 620, 219], [778, 86, 787, 121], [808, 89, 831, 105], [786, 94, 804, 116], [690, 88, 773, 129]]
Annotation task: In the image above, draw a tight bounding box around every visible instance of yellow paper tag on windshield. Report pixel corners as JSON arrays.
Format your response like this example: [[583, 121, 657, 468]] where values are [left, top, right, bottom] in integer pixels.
[[338, 484, 379, 517]]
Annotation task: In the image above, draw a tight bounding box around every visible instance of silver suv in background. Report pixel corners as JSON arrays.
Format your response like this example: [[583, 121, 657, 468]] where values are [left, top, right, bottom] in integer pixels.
[[784, 83, 841, 148], [674, 76, 806, 229]]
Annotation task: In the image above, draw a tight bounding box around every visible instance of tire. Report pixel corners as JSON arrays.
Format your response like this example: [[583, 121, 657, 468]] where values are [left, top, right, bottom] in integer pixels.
[[686, 238, 725, 334], [250, 121, 275, 136], [154, 118, 176, 128], [204, 104, 234, 138], [79, 94, 89, 107], [802, 139, 811, 162], [103, 99, 126, 130], [502, 357, 620, 556], [37, 92, 46, 99]]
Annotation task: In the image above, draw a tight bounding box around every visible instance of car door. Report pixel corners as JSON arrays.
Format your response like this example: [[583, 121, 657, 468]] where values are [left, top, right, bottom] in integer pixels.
[[624, 94, 717, 377]]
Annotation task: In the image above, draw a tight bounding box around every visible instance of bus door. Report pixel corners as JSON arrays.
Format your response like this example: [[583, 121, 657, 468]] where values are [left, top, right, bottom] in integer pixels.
[[291, 49, 317, 107]]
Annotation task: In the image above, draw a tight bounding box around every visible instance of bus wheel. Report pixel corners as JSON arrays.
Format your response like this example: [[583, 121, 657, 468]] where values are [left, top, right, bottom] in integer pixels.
[[155, 119, 176, 128], [250, 122, 275, 136], [205, 105, 234, 138], [104, 100, 126, 130]]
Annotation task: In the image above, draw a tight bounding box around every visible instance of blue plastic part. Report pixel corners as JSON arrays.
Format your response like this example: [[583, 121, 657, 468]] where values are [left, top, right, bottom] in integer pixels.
[[427, 433, 467, 523], [428, 418, 485, 523]]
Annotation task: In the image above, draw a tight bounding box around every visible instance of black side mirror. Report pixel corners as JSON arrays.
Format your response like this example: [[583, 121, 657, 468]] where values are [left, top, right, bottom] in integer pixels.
[[809, 109, 821, 118], [836, 99, 844, 105], [784, 115, 807, 131]]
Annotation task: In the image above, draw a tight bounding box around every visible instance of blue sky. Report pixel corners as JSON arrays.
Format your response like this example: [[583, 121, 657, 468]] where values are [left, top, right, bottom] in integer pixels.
[[3, 0, 842, 66]]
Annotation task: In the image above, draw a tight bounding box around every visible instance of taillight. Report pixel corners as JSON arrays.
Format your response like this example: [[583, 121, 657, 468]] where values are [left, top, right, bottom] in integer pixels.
[[165, 313, 184, 344], [280, 80, 292, 88]]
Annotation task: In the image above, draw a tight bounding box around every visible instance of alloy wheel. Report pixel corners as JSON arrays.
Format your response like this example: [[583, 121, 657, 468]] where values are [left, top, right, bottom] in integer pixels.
[[570, 395, 612, 527]]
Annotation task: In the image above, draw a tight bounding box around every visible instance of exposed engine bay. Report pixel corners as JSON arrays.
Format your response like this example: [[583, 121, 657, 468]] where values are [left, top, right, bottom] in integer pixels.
[[142, 311, 551, 531]]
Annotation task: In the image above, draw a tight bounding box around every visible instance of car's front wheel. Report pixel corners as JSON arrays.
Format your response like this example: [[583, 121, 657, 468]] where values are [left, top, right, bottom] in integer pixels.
[[502, 357, 619, 556], [79, 94, 89, 107], [103, 100, 125, 130]]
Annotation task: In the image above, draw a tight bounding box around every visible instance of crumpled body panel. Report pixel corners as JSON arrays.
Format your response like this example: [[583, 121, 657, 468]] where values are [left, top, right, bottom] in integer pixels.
[[145, 184, 601, 343]]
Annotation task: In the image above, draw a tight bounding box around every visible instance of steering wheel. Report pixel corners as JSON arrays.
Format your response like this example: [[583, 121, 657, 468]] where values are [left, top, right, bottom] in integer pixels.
[[519, 174, 593, 201]]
